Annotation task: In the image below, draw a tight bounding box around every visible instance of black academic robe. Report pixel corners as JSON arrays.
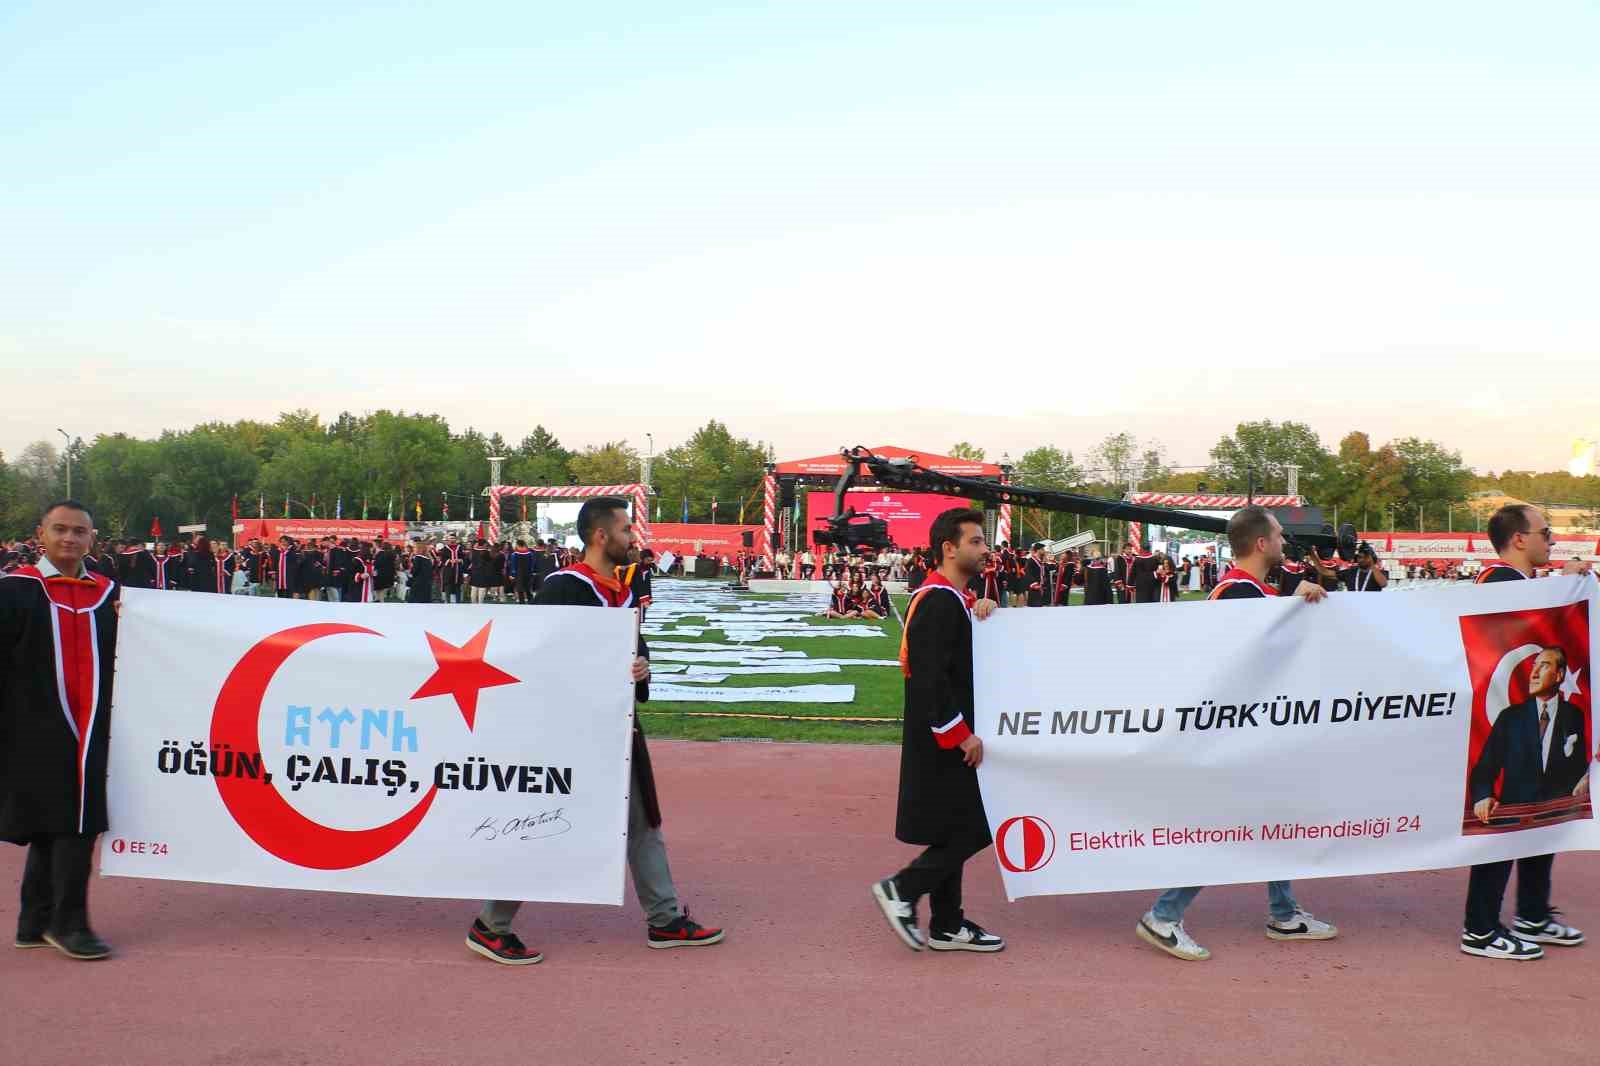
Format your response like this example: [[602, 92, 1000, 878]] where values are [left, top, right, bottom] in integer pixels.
[[1133, 553, 1160, 603], [117, 548, 157, 590], [469, 547, 498, 589], [0, 566, 119, 840], [327, 546, 354, 597], [405, 553, 434, 603], [437, 545, 466, 593], [1083, 561, 1111, 606], [1054, 561, 1078, 605], [373, 548, 398, 592], [1024, 557, 1048, 607], [1111, 554, 1133, 603], [896, 584, 987, 846], [297, 551, 325, 593], [535, 569, 661, 828], [273, 547, 300, 594], [182, 549, 213, 593]]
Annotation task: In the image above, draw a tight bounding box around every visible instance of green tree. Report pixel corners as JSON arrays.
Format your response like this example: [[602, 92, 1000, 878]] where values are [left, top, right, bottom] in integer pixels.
[[1088, 432, 1140, 487], [507, 425, 573, 487], [1207, 420, 1332, 497], [81, 433, 161, 537], [1014, 445, 1085, 540], [656, 421, 766, 522], [947, 441, 987, 462], [1392, 437, 1473, 513], [569, 440, 642, 487], [154, 430, 261, 533]]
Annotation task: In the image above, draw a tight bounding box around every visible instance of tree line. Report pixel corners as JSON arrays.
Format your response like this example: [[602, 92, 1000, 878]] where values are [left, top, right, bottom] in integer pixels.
[[1, 412, 1592, 541]]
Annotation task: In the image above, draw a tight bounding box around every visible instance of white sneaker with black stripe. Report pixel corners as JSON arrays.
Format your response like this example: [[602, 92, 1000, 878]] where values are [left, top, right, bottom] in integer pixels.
[[1266, 909, 1338, 941], [871, 878, 924, 951], [1136, 911, 1211, 961], [1461, 927, 1544, 960], [1513, 910, 1585, 946], [927, 920, 1005, 953]]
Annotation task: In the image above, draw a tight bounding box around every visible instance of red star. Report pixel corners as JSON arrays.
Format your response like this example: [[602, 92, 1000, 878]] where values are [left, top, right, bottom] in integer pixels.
[[411, 622, 519, 730]]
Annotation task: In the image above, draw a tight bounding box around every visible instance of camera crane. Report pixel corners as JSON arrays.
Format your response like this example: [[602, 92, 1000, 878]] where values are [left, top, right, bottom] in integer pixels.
[[819, 446, 1353, 560]]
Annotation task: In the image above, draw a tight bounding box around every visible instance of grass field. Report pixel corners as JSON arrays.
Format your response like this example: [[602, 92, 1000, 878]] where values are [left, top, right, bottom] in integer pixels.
[[638, 579, 1208, 743], [638, 582, 905, 743]]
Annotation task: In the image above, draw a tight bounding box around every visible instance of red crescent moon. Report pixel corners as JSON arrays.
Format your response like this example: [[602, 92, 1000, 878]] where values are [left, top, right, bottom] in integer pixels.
[[210, 622, 438, 870]]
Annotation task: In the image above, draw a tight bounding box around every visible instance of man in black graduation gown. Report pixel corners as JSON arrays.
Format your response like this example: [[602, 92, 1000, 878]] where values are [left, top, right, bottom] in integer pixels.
[[872, 507, 1006, 954], [1459, 504, 1591, 961], [1111, 546, 1134, 603], [468, 497, 723, 965], [1, 501, 118, 961], [116, 539, 157, 590], [273, 537, 299, 598], [1024, 543, 1049, 607], [404, 545, 434, 603], [372, 540, 398, 602], [1133, 549, 1160, 603], [297, 543, 325, 600], [1083, 553, 1111, 605], [437, 535, 465, 603]]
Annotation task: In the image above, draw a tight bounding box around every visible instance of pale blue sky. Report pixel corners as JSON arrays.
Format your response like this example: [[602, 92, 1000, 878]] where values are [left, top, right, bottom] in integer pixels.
[[3, 2, 1597, 470]]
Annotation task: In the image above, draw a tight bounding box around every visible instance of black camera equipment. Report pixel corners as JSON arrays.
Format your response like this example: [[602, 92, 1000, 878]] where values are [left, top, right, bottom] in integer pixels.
[[821, 447, 1347, 558]]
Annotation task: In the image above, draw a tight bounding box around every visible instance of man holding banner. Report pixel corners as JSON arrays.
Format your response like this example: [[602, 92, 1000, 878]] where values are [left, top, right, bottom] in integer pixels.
[[1460, 504, 1590, 960], [872, 508, 1006, 954], [0, 501, 119, 961], [471, 497, 723, 964], [1136, 506, 1339, 962]]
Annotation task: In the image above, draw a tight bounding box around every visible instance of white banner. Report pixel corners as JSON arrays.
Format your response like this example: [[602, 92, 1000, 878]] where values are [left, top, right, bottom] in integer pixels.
[[974, 576, 1600, 899], [102, 591, 636, 903]]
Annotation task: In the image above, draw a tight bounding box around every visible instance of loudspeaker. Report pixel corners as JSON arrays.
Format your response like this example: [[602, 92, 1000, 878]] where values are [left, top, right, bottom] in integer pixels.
[[779, 480, 795, 508], [741, 531, 755, 548]]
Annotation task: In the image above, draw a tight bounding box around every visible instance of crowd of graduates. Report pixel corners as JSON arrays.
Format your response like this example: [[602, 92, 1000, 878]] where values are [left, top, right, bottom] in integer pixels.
[[0, 533, 660, 606]]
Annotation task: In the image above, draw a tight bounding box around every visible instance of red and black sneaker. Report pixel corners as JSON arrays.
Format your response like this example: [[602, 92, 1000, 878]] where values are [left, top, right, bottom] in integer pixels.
[[646, 910, 725, 949], [465, 919, 544, 965]]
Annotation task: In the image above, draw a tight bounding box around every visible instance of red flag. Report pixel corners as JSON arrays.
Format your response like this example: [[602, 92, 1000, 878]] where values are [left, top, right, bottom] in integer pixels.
[[1465, 535, 1476, 554], [149, 516, 163, 538], [1384, 534, 1394, 553], [1457, 600, 1592, 833], [477, 521, 487, 542]]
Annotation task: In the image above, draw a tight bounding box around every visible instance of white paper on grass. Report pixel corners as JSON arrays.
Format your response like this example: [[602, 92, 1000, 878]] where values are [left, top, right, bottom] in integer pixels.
[[649, 646, 806, 656], [647, 684, 858, 703], [681, 664, 842, 676]]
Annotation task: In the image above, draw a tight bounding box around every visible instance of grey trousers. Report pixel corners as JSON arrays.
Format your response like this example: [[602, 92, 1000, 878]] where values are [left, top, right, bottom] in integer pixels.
[[479, 785, 681, 931]]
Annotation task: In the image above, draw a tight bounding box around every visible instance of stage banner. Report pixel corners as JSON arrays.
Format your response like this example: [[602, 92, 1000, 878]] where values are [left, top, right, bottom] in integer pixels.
[[973, 576, 1600, 899], [101, 590, 636, 903]]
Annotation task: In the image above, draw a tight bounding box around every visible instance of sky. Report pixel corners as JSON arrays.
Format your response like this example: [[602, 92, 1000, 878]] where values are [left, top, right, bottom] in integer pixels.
[[3, 2, 1597, 474]]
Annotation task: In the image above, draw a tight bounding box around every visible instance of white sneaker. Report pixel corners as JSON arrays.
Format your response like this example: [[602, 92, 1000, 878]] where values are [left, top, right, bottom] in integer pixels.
[[1461, 927, 1544, 960], [1266, 909, 1338, 941], [927, 920, 1005, 953], [871, 878, 925, 952], [1136, 911, 1211, 961], [1513, 910, 1585, 946]]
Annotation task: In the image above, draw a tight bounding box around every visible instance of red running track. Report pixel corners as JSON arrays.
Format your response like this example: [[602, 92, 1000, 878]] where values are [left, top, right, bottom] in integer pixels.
[[1, 740, 1594, 1065]]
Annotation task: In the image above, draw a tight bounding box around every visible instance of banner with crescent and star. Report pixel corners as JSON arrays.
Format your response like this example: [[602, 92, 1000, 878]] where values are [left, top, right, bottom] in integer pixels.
[[101, 591, 636, 903], [972, 575, 1600, 900]]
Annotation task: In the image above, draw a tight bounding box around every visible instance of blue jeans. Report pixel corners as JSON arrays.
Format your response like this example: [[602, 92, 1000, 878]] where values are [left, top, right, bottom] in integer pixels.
[[1152, 882, 1298, 924]]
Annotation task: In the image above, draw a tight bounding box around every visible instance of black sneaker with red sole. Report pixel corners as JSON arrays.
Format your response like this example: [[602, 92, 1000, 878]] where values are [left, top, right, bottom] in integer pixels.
[[647, 911, 725, 949], [465, 919, 544, 965]]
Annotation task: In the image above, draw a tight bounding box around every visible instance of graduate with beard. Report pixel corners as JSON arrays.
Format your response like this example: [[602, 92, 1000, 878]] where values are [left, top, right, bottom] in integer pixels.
[[1, 501, 119, 961], [468, 497, 722, 965], [1053, 552, 1079, 605], [872, 507, 1005, 954]]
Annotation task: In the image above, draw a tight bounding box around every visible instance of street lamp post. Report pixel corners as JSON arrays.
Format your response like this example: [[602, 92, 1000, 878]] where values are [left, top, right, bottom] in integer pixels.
[[57, 428, 71, 497]]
